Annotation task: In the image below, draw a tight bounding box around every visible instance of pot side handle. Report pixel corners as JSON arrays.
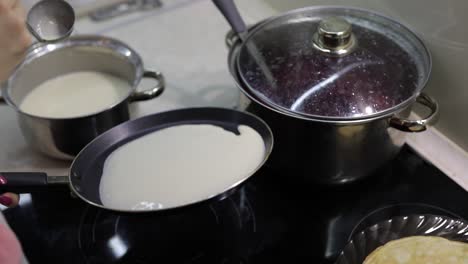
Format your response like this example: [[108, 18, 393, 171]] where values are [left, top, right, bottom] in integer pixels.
[[225, 24, 254, 48], [129, 70, 165, 102], [225, 29, 239, 49], [389, 93, 439, 132]]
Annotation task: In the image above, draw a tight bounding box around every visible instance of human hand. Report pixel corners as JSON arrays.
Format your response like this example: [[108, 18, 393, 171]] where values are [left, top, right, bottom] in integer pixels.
[[0, 175, 22, 264], [0, 175, 19, 207], [0, 222, 23, 264], [0, 0, 32, 81], [0, 193, 19, 208]]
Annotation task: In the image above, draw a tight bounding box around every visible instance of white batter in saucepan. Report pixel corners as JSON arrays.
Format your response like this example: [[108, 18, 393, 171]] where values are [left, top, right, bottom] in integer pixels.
[[20, 71, 130, 118]]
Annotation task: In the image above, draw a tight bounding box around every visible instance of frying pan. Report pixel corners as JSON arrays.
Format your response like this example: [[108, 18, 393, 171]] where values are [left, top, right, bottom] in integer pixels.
[[0, 108, 273, 213]]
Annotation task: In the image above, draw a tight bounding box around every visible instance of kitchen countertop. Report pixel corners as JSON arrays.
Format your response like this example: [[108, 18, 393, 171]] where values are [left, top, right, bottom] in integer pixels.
[[0, 0, 467, 190]]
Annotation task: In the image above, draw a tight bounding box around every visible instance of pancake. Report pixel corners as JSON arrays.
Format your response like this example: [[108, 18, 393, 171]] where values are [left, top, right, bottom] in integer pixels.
[[364, 236, 468, 264], [99, 124, 266, 211]]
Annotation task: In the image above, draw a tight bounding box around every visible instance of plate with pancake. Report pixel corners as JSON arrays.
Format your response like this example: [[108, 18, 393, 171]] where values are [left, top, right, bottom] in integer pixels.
[[335, 214, 468, 264]]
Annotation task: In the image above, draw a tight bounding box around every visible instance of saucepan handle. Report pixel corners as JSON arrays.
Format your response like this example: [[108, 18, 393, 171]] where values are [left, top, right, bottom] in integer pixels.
[[0, 84, 6, 103], [225, 29, 239, 49], [129, 70, 165, 102], [0, 172, 68, 193], [389, 93, 439, 132]]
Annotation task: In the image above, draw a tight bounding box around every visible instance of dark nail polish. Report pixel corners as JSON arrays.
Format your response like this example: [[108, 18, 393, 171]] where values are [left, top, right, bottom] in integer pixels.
[[0, 196, 12, 206], [0, 175, 6, 185]]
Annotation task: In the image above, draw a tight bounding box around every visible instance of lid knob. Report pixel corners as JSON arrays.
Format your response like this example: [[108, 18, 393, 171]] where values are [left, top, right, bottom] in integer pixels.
[[313, 17, 355, 55]]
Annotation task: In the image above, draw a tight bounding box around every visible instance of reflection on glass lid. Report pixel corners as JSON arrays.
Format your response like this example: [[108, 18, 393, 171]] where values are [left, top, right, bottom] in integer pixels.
[[237, 7, 431, 119]]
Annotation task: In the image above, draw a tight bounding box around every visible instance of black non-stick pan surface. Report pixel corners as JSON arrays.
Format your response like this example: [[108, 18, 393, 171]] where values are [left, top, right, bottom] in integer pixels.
[[0, 107, 273, 213]]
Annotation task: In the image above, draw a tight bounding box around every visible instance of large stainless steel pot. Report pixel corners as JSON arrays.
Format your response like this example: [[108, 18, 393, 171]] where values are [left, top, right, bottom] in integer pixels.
[[0, 35, 165, 160], [225, 6, 439, 184]]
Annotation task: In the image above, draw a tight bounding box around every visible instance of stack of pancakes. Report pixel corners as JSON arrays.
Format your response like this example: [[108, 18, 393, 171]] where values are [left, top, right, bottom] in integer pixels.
[[364, 236, 468, 264]]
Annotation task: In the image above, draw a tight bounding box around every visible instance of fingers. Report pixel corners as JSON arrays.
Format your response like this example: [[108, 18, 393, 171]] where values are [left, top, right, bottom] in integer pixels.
[[0, 0, 17, 13], [0, 175, 19, 208], [0, 1, 31, 54], [11, 27, 32, 55], [12, 0, 26, 19], [4, 0, 19, 8], [0, 193, 19, 208], [13, 2, 32, 50], [0, 1, 9, 14], [0, 0, 30, 81], [0, 223, 23, 264], [11, 0, 21, 8]]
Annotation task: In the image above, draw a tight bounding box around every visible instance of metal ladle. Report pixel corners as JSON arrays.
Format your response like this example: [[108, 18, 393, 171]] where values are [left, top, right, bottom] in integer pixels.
[[212, 0, 277, 89], [26, 0, 75, 42]]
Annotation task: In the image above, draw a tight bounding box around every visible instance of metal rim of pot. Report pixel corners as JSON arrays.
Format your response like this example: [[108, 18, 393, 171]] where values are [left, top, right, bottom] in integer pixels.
[[227, 6, 439, 130], [0, 35, 165, 120], [227, 33, 438, 132]]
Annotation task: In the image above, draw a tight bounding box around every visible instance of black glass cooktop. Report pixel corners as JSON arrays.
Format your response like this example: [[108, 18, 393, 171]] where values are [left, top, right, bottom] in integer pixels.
[[4, 146, 468, 263]]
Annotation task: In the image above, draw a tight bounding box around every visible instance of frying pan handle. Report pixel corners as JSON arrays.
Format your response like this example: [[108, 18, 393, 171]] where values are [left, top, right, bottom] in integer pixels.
[[0, 172, 67, 193], [0, 88, 5, 104]]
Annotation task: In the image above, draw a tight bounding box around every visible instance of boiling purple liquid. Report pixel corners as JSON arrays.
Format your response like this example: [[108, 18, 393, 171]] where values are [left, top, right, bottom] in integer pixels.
[[239, 23, 420, 118]]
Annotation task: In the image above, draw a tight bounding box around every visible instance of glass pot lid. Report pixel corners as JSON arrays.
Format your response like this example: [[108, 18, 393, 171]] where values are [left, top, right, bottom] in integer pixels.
[[236, 6, 431, 119]]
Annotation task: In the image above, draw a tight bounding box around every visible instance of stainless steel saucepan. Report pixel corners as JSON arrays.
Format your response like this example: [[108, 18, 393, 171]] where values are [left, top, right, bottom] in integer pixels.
[[1, 35, 165, 160], [213, 1, 439, 184]]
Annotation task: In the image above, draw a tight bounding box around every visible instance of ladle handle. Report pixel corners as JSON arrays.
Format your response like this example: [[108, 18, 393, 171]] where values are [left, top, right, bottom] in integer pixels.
[[212, 0, 247, 37], [0, 172, 66, 193]]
